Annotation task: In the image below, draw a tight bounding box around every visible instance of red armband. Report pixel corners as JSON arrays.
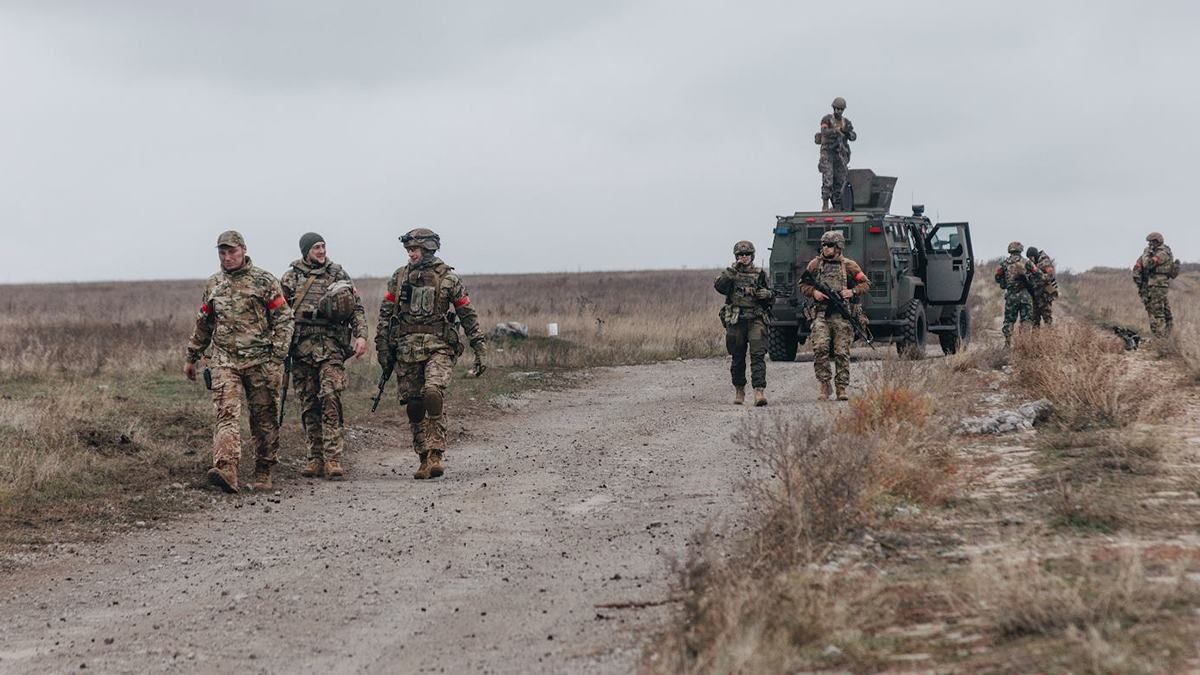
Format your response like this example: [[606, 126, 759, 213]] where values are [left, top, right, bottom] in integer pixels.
[[267, 295, 287, 311], [200, 303, 211, 315], [1151, 256, 1160, 265], [384, 292, 396, 303], [352, 287, 359, 296], [453, 296, 471, 309], [854, 271, 867, 283]]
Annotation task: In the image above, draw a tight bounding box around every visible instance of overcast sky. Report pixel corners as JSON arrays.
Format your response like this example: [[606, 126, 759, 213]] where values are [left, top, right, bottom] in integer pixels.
[[2, 0, 1196, 283]]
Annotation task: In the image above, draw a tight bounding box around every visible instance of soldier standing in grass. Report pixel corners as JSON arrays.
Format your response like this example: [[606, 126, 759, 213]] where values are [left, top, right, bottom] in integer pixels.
[[798, 231, 870, 401], [994, 241, 1040, 347], [281, 233, 369, 481], [376, 228, 486, 480], [815, 96, 856, 212], [184, 231, 294, 493], [1133, 231, 1178, 338], [714, 240, 773, 406], [1025, 246, 1058, 327]]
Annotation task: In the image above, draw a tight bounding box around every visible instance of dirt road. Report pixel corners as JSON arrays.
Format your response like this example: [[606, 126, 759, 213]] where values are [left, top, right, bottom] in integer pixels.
[[0, 357, 865, 674]]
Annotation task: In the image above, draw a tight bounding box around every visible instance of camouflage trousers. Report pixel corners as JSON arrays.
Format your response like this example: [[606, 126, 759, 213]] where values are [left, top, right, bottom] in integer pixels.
[[293, 359, 349, 462], [1002, 292, 1032, 341], [726, 318, 766, 389], [1030, 294, 1054, 327], [811, 314, 853, 388], [210, 363, 282, 467], [818, 150, 848, 201], [397, 351, 456, 455], [1140, 286, 1173, 337]]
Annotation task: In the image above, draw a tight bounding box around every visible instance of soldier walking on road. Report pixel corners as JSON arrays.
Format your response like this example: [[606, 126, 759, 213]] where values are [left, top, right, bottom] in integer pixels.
[[798, 231, 870, 401], [184, 231, 294, 493], [1133, 231, 1178, 338], [815, 96, 856, 212], [1025, 246, 1058, 327], [281, 233, 369, 481], [714, 241, 773, 406], [376, 228, 487, 480], [994, 241, 1040, 347]]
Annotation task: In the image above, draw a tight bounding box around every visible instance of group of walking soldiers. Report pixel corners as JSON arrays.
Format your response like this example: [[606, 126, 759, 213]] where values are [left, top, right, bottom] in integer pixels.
[[993, 241, 1059, 346], [715, 230, 869, 404], [184, 228, 486, 493]]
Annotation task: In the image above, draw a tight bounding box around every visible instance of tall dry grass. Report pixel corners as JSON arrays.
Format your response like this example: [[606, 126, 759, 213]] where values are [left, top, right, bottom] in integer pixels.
[[646, 356, 966, 673]]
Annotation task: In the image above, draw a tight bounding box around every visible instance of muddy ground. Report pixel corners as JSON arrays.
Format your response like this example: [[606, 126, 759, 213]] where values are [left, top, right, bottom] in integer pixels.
[[0, 357, 862, 674]]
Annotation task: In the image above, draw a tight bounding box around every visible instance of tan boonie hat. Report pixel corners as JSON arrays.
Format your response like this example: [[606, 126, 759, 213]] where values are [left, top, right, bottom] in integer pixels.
[[216, 230, 246, 248]]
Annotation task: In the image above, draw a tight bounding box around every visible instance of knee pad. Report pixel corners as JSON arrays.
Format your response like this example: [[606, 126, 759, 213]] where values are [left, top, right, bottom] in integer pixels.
[[406, 399, 426, 424], [422, 387, 444, 417]]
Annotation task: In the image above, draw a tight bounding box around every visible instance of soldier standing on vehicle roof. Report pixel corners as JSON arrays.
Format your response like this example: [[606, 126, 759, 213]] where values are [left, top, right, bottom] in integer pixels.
[[281, 233, 369, 481], [1025, 246, 1058, 327], [815, 97, 856, 212], [994, 241, 1040, 347], [184, 230, 294, 493], [376, 228, 486, 480], [798, 231, 870, 401], [714, 241, 774, 406], [1133, 231, 1178, 338]]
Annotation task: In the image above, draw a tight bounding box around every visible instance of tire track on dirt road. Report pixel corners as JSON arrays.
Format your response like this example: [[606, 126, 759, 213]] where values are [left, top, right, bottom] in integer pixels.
[[0, 357, 866, 674]]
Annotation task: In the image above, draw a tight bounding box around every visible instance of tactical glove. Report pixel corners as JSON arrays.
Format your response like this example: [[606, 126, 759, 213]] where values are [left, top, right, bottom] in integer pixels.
[[754, 287, 772, 301], [470, 341, 487, 377]]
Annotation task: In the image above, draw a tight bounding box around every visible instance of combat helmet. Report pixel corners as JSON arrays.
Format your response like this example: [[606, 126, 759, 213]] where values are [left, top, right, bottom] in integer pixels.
[[401, 227, 440, 252], [318, 280, 357, 323], [831, 96, 846, 110], [1007, 241, 1023, 254], [733, 240, 755, 256], [1146, 231, 1164, 244], [1026, 246, 1040, 260], [820, 230, 845, 248]]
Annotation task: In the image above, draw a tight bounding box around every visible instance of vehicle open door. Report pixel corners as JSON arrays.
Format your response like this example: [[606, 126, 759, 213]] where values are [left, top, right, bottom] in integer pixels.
[[923, 222, 973, 305]]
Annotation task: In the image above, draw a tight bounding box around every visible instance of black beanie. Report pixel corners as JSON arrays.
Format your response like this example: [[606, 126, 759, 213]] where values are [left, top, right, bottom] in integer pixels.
[[300, 232, 325, 259]]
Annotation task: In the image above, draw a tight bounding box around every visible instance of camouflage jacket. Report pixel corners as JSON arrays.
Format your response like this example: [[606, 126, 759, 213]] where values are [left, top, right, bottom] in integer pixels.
[[1028, 251, 1058, 297], [1133, 244, 1176, 288], [994, 254, 1039, 300], [186, 257, 295, 368], [797, 255, 870, 303], [281, 258, 368, 365], [714, 264, 773, 322], [815, 113, 856, 154], [375, 256, 484, 364]]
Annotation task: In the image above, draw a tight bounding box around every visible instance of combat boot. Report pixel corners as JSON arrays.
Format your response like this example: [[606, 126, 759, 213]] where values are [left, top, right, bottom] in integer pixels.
[[300, 458, 324, 478], [206, 459, 239, 494], [324, 458, 344, 480], [818, 381, 832, 400], [251, 462, 273, 491], [836, 385, 849, 401], [428, 450, 445, 478], [733, 386, 745, 405], [413, 452, 432, 480], [753, 388, 768, 407]]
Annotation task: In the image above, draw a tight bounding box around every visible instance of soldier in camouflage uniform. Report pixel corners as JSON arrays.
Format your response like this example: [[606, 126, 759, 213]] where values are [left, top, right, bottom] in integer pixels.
[[184, 231, 294, 493], [1133, 231, 1178, 338], [714, 241, 773, 406], [281, 233, 369, 480], [798, 231, 870, 401], [994, 241, 1040, 347], [376, 228, 486, 480], [814, 96, 856, 212], [1025, 246, 1058, 327]]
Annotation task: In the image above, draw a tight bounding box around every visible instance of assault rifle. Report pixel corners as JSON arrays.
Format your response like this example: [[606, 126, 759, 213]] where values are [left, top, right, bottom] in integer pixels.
[[277, 354, 292, 426], [799, 270, 875, 348], [1102, 323, 1142, 351], [371, 349, 397, 413]]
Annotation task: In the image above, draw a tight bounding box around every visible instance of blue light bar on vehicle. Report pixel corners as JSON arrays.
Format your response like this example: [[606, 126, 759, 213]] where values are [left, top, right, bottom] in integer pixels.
[[774, 226, 790, 235]]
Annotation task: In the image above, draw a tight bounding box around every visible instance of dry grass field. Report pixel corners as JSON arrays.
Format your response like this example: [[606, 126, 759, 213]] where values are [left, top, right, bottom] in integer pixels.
[[0, 269, 723, 544]]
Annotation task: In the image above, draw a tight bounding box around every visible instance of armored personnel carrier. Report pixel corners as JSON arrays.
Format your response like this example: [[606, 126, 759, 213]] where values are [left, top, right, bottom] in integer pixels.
[[767, 169, 974, 360]]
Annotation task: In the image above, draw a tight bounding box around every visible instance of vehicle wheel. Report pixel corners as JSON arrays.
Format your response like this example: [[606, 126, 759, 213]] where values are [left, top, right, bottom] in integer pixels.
[[940, 308, 971, 355], [768, 325, 799, 362], [895, 300, 927, 359]]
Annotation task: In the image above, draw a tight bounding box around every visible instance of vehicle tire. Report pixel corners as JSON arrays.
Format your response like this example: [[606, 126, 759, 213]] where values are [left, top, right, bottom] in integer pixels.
[[768, 325, 799, 362], [895, 299, 927, 359], [940, 309, 971, 355]]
